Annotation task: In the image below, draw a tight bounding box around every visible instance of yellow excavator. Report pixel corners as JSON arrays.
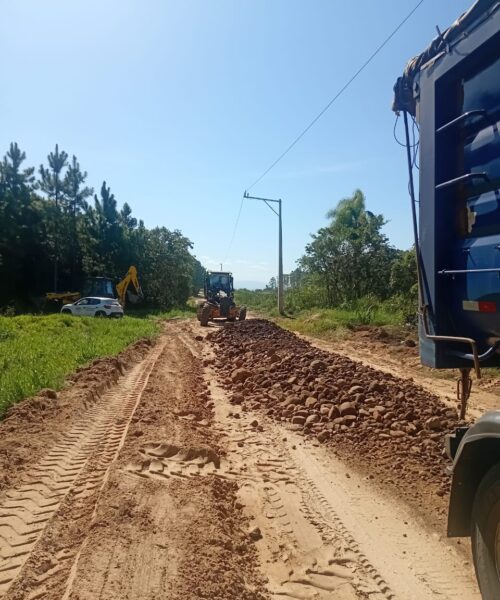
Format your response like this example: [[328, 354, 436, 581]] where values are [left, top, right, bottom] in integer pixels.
[[116, 266, 143, 306], [46, 266, 143, 307]]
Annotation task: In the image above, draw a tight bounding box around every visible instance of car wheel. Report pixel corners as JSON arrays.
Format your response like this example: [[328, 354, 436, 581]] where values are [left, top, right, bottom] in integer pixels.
[[472, 462, 500, 600], [95, 311, 106, 318], [61, 309, 72, 315]]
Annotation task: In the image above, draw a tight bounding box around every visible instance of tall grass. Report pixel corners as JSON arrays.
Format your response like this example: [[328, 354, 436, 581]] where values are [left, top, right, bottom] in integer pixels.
[[236, 289, 277, 313], [274, 306, 402, 338], [235, 289, 409, 338], [0, 314, 160, 416], [126, 305, 197, 320]]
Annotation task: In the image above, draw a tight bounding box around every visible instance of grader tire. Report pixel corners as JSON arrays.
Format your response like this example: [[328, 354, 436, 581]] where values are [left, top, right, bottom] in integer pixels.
[[200, 305, 211, 327]]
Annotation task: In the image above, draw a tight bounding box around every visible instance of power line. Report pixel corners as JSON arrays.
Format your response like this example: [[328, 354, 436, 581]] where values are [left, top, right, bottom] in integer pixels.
[[245, 0, 425, 192], [222, 0, 425, 263], [223, 194, 245, 263]]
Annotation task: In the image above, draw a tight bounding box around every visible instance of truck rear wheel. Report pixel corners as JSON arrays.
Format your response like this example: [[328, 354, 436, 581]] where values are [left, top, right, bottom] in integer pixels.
[[472, 462, 500, 600]]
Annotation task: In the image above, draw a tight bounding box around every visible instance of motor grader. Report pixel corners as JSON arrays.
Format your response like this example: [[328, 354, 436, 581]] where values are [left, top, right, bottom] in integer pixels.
[[196, 271, 246, 326]]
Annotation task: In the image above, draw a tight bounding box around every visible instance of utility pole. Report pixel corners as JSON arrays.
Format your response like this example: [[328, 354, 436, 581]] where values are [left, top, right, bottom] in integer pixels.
[[243, 191, 284, 314]]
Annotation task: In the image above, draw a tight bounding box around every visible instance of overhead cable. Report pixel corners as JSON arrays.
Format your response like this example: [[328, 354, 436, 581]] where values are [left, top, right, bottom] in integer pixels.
[[245, 0, 425, 192]]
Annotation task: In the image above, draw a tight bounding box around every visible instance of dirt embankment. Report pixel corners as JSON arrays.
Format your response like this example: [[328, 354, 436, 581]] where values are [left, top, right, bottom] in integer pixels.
[[209, 319, 464, 524], [0, 338, 154, 494]]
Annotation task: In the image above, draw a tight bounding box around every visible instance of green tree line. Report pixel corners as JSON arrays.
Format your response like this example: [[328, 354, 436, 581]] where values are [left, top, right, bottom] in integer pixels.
[[0, 142, 205, 311], [299, 189, 416, 302], [255, 189, 418, 323]]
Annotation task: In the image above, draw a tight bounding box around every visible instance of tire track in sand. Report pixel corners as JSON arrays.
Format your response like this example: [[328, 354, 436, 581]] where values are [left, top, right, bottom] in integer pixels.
[[0, 341, 165, 598], [197, 322, 481, 600]]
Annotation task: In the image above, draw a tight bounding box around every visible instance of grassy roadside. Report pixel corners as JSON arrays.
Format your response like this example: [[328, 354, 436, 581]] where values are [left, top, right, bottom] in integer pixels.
[[235, 290, 407, 340], [0, 309, 192, 416], [272, 307, 404, 339]]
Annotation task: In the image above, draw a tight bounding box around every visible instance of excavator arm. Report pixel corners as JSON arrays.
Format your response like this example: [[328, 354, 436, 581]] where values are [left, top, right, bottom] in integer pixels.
[[116, 266, 143, 306]]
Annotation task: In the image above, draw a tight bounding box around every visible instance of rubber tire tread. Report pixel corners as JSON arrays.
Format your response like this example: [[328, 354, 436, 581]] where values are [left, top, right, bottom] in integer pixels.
[[239, 307, 247, 321], [472, 461, 500, 600], [200, 305, 211, 327]]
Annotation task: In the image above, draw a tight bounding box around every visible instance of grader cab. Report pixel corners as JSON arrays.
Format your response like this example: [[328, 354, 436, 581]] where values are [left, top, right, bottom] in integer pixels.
[[197, 271, 246, 326]]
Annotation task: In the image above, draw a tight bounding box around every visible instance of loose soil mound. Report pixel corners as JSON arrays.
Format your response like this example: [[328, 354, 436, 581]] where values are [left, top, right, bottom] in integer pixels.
[[210, 320, 465, 522]]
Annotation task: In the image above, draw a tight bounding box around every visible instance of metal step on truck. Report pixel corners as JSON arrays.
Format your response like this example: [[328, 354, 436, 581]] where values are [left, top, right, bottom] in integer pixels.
[[393, 1, 500, 597]]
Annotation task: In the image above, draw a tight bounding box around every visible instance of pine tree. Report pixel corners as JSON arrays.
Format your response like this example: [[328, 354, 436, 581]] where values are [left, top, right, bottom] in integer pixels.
[[39, 144, 69, 291], [63, 156, 93, 287], [0, 144, 40, 305]]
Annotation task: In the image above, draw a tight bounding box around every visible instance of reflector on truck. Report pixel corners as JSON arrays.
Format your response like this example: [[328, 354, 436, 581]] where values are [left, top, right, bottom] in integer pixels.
[[462, 300, 497, 312]]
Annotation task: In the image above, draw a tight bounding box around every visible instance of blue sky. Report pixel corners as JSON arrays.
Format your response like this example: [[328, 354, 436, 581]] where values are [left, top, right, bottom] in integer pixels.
[[1, 0, 472, 287]]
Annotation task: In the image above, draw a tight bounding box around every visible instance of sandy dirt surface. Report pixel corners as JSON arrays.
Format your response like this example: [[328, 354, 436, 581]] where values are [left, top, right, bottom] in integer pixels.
[[0, 318, 482, 599]]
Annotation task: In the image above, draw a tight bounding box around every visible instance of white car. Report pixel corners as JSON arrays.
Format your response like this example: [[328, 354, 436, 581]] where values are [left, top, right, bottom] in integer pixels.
[[61, 297, 124, 318]]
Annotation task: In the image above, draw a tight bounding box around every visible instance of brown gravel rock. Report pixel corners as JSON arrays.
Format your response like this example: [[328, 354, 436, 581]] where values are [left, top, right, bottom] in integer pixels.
[[232, 369, 253, 383], [305, 414, 320, 425], [328, 405, 340, 420], [310, 359, 327, 371], [209, 319, 463, 520], [317, 431, 329, 443], [339, 402, 357, 417], [348, 385, 364, 395], [425, 416, 444, 431]]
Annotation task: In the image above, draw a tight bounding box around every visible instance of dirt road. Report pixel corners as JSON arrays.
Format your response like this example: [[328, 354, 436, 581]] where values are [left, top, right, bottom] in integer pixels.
[[0, 319, 481, 599]]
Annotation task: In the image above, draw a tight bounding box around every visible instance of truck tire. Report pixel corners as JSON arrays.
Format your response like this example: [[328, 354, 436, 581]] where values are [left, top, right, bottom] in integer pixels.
[[200, 305, 211, 327], [472, 462, 500, 600], [239, 307, 247, 321]]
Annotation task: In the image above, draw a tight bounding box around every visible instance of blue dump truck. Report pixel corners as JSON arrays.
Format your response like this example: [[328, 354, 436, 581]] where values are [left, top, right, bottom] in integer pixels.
[[393, 1, 500, 597]]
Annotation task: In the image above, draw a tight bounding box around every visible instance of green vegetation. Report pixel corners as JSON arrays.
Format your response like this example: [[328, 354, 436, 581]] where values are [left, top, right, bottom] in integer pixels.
[[237, 188, 418, 333], [0, 143, 205, 311], [275, 305, 403, 339], [127, 304, 197, 320], [0, 313, 162, 416], [236, 290, 405, 336]]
